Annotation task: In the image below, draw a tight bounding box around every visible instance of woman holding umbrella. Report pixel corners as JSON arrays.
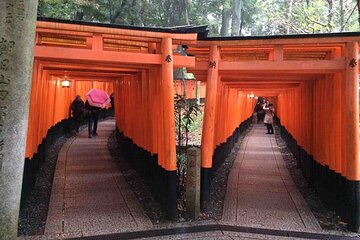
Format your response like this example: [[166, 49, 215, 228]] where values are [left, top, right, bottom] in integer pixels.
[[85, 100, 101, 138], [85, 89, 111, 138]]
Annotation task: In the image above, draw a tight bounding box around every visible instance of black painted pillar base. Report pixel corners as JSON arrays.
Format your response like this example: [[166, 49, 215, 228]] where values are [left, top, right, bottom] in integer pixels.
[[116, 129, 179, 221], [348, 181, 360, 232], [166, 170, 178, 220], [276, 117, 360, 233], [199, 116, 252, 212], [200, 167, 212, 211]]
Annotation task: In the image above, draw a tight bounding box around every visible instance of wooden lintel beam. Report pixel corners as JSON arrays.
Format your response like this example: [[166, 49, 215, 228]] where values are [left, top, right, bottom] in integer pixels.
[[221, 79, 311, 83], [224, 83, 300, 87], [51, 76, 118, 82], [44, 65, 139, 73], [35, 45, 195, 68], [173, 55, 195, 68], [233, 91, 279, 96], [220, 72, 321, 78], [194, 58, 345, 72], [224, 86, 298, 90], [222, 80, 303, 84], [48, 70, 135, 78], [39, 60, 144, 72]]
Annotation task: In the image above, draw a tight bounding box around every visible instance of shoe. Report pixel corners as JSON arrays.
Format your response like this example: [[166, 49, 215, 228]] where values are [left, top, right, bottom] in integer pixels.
[[93, 132, 98, 136], [88, 135, 92, 138], [266, 132, 270, 134], [270, 132, 274, 134]]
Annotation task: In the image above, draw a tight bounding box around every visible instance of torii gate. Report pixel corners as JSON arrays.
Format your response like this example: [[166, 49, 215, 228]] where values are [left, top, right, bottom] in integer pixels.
[[25, 18, 208, 221], [186, 34, 360, 231]]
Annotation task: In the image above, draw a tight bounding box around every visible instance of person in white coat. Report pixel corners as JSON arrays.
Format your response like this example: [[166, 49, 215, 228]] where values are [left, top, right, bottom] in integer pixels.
[[263, 102, 275, 134]]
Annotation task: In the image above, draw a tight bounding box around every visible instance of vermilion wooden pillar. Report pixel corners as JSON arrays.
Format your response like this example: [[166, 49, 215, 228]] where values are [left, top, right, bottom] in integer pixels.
[[200, 45, 220, 210], [161, 37, 177, 220], [345, 42, 360, 181], [345, 42, 360, 232], [332, 47, 343, 175]]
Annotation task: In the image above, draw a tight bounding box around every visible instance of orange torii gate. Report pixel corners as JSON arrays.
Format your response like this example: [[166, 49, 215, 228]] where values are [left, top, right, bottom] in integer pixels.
[[186, 34, 360, 231], [24, 18, 360, 231], [25, 18, 206, 219]]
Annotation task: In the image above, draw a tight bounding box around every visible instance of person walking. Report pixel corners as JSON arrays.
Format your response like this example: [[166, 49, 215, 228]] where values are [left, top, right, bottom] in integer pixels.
[[263, 102, 275, 134], [85, 100, 101, 138], [254, 101, 265, 123], [70, 95, 85, 133], [110, 93, 114, 109], [110, 93, 115, 116]]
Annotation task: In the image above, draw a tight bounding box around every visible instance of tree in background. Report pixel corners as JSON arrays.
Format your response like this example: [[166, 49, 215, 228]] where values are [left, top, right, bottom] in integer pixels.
[[38, 0, 360, 35], [230, 0, 241, 36]]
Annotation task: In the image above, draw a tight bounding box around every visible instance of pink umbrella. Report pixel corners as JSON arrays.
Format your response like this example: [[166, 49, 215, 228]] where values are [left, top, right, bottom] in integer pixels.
[[85, 89, 110, 109]]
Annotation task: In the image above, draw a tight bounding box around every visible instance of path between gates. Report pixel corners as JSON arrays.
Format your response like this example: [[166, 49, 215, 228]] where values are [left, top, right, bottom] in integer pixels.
[[19, 120, 360, 240], [222, 123, 321, 232], [44, 120, 152, 239]]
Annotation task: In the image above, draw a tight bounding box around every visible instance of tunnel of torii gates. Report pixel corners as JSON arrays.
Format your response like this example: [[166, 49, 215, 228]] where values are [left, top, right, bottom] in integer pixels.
[[23, 18, 360, 231]]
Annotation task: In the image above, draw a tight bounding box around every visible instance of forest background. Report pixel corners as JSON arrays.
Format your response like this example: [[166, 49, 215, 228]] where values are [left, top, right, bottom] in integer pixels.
[[39, 0, 360, 36]]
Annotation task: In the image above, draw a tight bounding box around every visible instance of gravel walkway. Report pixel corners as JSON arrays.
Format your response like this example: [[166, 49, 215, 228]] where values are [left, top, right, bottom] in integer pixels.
[[18, 135, 70, 236], [18, 119, 360, 238], [44, 120, 152, 239], [274, 124, 355, 234]]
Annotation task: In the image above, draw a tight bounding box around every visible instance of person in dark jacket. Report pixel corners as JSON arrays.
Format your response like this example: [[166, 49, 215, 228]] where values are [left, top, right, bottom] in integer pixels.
[[110, 93, 114, 109], [70, 95, 85, 133], [254, 99, 265, 123], [85, 100, 101, 138], [110, 93, 115, 116]]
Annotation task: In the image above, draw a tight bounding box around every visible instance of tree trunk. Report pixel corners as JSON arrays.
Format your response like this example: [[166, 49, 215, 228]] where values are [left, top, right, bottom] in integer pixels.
[[164, 0, 172, 26], [357, 0, 360, 29], [113, 0, 129, 24], [131, 0, 143, 26], [326, 0, 333, 32], [108, 0, 113, 23], [340, 0, 344, 31], [239, 8, 244, 35], [230, 0, 242, 36], [170, 0, 178, 26], [286, 0, 294, 34], [74, 10, 84, 21], [0, 1, 38, 238], [183, 0, 190, 25], [220, 0, 231, 36], [169, 0, 189, 26]]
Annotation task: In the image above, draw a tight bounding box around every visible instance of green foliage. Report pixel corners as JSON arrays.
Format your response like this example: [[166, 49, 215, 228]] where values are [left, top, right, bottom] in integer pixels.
[[174, 94, 201, 149], [176, 151, 187, 173], [183, 101, 201, 148], [174, 94, 201, 194], [174, 93, 186, 148], [249, 0, 359, 34], [38, 0, 360, 35]]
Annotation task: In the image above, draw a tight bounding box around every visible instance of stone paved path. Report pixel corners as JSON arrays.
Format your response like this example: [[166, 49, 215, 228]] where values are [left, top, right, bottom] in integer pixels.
[[221, 123, 322, 232], [19, 122, 358, 240], [44, 119, 152, 239]]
